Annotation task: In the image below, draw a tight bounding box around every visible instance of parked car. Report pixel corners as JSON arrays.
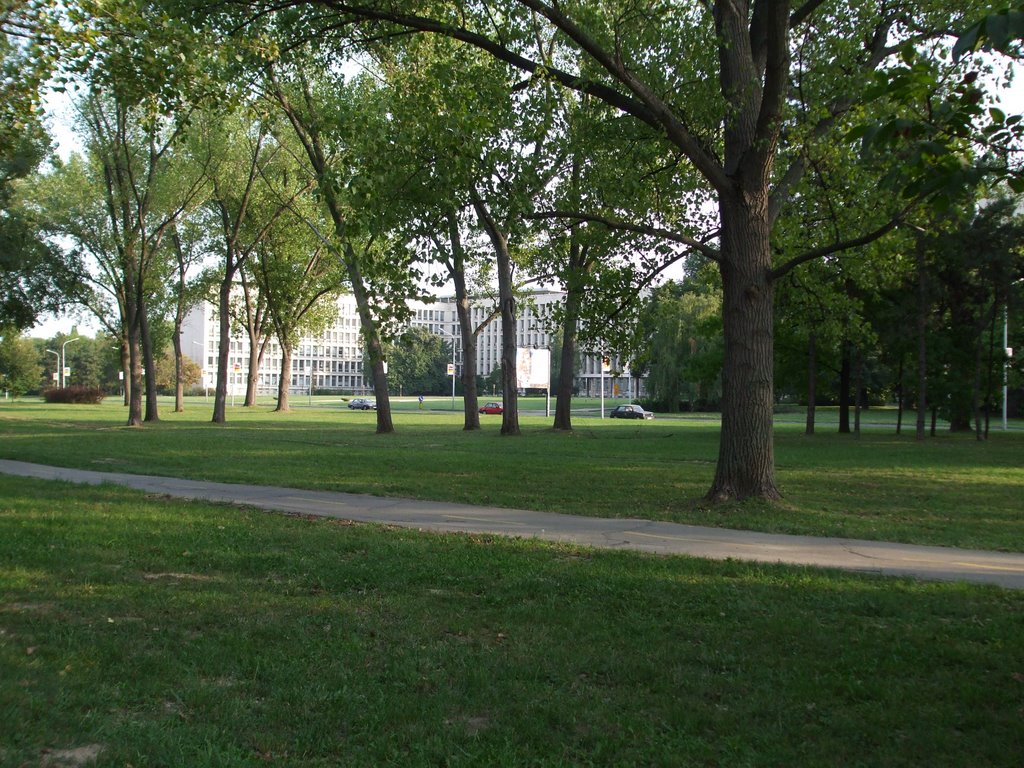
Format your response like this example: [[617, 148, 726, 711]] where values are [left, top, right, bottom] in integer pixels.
[[347, 398, 376, 410], [609, 404, 653, 420], [479, 401, 503, 414]]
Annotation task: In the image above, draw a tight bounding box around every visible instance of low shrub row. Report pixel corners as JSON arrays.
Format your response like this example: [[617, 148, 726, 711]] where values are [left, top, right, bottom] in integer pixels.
[[43, 386, 106, 404]]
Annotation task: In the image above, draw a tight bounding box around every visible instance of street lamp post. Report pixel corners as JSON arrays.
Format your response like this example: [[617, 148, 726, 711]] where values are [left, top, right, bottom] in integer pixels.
[[1005, 279, 1023, 431], [438, 328, 459, 411], [60, 337, 80, 388], [45, 349, 59, 387]]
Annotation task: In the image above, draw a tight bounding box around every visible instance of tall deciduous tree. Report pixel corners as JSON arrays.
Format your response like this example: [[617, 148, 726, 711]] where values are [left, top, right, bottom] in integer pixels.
[[78, 91, 205, 425], [273, 0, 987, 499], [0, 326, 41, 396], [264, 57, 420, 434]]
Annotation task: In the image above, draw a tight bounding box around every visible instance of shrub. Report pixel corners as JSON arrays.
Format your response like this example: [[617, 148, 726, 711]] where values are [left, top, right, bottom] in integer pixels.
[[43, 387, 106, 404]]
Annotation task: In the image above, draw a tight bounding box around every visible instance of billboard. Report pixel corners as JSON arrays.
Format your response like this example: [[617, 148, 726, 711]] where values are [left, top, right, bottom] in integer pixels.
[[516, 347, 551, 389]]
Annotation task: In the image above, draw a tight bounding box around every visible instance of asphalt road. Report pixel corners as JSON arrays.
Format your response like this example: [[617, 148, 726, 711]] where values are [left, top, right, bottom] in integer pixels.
[[3, 458, 1023, 589]]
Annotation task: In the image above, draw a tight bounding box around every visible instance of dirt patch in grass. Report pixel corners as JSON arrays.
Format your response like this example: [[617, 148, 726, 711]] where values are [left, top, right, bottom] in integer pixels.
[[41, 744, 104, 767], [142, 572, 217, 581]]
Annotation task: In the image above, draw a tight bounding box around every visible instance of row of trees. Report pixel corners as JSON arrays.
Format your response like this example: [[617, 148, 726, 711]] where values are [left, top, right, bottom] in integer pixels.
[[0, 329, 202, 397], [3, 0, 1023, 501]]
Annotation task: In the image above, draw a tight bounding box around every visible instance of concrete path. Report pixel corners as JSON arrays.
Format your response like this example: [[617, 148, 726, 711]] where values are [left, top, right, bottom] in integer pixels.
[[3, 459, 1024, 589]]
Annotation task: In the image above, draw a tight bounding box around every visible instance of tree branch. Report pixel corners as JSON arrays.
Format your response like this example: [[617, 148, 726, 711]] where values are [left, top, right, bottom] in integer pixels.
[[769, 205, 913, 281], [527, 209, 721, 262]]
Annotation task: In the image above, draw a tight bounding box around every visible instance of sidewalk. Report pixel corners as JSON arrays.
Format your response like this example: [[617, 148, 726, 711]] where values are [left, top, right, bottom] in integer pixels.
[[3, 458, 1023, 589]]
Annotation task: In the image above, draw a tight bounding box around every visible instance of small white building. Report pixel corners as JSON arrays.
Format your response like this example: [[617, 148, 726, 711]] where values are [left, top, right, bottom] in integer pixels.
[[181, 290, 644, 398]]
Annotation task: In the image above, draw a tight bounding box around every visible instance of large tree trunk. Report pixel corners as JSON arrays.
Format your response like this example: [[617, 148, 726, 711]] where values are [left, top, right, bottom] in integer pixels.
[[805, 331, 816, 436], [554, 238, 589, 432], [275, 342, 292, 412], [706, 195, 779, 501], [553, 315, 578, 432], [554, 280, 584, 432]]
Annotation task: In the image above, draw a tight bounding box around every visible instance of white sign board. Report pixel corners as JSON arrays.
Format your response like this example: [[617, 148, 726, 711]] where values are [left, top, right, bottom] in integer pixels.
[[516, 348, 551, 389], [447, 363, 456, 376]]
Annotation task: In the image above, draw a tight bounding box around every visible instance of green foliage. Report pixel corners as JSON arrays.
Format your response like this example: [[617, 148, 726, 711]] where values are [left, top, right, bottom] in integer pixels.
[[0, 327, 42, 395], [152, 345, 202, 393], [382, 325, 449, 396], [634, 281, 723, 412]]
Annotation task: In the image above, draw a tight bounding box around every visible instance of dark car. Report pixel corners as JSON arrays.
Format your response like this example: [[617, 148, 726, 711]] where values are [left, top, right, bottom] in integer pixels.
[[479, 401, 503, 414], [609, 404, 653, 420], [347, 398, 377, 410]]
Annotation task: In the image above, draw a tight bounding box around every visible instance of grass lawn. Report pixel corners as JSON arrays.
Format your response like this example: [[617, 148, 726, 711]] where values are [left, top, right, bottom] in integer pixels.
[[2, 476, 1022, 767], [1, 397, 1022, 551]]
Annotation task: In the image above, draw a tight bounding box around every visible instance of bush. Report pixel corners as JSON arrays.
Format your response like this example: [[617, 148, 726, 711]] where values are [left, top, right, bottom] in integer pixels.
[[43, 387, 106, 404]]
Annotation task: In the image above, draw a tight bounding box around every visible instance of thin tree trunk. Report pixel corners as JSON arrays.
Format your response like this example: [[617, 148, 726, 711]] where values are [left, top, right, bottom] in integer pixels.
[[916, 237, 928, 441], [472, 191, 519, 436], [805, 331, 816, 436], [173, 326, 184, 413], [212, 271, 233, 423], [972, 330, 985, 441], [448, 212, 480, 430], [270, 72, 393, 433], [895, 356, 904, 436], [120, 336, 131, 407], [171, 227, 188, 413], [853, 346, 862, 439], [126, 323, 143, 427], [276, 342, 292, 412], [838, 341, 851, 434], [140, 298, 160, 423]]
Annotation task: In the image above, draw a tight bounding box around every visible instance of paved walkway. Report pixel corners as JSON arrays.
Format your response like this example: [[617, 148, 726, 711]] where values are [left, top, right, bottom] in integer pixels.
[[3, 459, 1024, 589]]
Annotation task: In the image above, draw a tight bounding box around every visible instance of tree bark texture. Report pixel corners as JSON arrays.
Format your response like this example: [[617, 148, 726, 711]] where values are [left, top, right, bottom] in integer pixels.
[[838, 341, 851, 434], [916, 237, 927, 441], [706, 195, 779, 501], [212, 272, 232, 424], [276, 343, 292, 412], [140, 298, 160, 423], [472, 193, 519, 436], [449, 212, 480, 430]]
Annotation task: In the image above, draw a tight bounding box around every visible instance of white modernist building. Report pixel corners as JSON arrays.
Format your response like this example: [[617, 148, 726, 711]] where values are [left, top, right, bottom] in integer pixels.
[[181, 290, 645, 398]]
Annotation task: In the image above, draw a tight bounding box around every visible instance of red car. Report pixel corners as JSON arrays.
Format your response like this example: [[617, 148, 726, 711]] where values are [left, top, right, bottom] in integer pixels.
[[479, 401, 503, 414]]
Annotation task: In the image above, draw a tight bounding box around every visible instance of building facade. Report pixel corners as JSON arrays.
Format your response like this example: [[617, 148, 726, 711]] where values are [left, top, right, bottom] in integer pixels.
[[181, 291, 645, 398]]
